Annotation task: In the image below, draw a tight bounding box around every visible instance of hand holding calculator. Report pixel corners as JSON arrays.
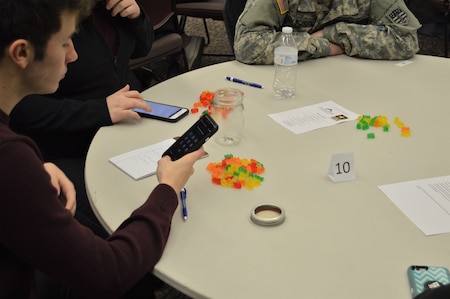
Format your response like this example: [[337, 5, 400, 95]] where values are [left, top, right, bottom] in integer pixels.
[[162, 114, 218, 161]]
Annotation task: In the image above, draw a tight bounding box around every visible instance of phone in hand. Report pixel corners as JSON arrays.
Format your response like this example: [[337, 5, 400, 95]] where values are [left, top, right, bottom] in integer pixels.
[[133, 100, 188, 122], [407, 265, 450, 298], [162, 114, 218, 161]]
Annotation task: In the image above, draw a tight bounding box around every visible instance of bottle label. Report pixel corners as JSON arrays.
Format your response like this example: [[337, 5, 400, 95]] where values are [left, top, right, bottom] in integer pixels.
[[274, 47, 298, 66]]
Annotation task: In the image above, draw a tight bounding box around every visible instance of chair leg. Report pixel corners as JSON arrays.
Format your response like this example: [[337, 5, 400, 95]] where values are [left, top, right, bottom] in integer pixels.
[[179, 15, 210, 46], [202, 18, 211, 46], [445, 12, 449, 57], [181, 50, 189, 71], [179, 15, 187, 32]]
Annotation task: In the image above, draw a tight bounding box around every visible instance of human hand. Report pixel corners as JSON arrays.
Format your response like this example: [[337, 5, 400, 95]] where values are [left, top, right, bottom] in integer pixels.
[[44, 163, 77, 216], [328, 42, 344, 56], [106, 84, 151, 123], [310, 30, 344, 56], [310, 30, 324, 38], [156, 147, 207, 194], [105, 0, 141, 19]]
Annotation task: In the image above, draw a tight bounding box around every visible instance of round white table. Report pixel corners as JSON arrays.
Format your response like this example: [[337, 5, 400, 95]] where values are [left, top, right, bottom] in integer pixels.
[[86, 55, 450, 299]]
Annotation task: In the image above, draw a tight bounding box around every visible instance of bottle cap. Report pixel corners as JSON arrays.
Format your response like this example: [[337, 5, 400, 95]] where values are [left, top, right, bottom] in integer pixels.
[[282, 27, 293, 34], [250, 204, 286, 226]]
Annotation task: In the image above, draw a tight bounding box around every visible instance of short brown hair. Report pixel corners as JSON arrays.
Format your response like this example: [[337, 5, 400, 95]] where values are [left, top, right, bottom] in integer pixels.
[[0, 0, 95, 61]]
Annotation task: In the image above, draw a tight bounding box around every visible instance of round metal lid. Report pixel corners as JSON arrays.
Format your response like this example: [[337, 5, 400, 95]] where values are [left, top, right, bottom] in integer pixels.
[[250, 203, 286, 226]]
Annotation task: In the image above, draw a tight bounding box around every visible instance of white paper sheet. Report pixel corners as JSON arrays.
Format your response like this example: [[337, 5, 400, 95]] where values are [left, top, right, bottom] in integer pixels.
[[109, 138, 175, 180], [378, 176, 450, 236], [267, 100, 359, 134]]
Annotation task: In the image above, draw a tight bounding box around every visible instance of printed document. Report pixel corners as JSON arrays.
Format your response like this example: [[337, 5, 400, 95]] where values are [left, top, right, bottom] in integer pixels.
[[268, 100, 358, 134], [378, 176, 450, 236]]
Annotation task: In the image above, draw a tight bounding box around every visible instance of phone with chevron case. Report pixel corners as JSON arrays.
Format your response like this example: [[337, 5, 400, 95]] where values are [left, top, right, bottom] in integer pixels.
[[408, 265, 450, 298]]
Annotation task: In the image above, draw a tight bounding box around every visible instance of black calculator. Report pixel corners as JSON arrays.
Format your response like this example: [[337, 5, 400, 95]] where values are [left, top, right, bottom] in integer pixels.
[[162, 114, 218, 161]]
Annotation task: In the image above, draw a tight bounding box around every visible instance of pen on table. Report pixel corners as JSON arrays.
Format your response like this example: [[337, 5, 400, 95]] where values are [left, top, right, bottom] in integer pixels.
[[225, 76, 264, 89], [180, 188, 188, 220]]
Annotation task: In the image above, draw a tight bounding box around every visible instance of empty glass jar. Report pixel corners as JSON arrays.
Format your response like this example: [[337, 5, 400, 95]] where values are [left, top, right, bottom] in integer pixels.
[[212, 87, 244, 146]]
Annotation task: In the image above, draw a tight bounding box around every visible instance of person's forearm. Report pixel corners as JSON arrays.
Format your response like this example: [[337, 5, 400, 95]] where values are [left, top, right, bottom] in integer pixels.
[[10, 95, 112, 134], [127, 5, 153, 59], [323, 22, 419, 59]]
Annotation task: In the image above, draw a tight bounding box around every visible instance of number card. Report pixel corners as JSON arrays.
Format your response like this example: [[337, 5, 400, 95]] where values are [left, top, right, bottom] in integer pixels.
[[328, 152, 355, 182]]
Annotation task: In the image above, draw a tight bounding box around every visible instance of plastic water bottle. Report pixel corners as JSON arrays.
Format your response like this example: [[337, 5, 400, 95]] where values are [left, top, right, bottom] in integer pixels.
[[273, 27, 297, 100]]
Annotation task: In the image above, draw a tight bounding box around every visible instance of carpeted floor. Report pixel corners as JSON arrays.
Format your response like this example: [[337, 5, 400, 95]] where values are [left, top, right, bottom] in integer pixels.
[[151, 2, 447, 297]]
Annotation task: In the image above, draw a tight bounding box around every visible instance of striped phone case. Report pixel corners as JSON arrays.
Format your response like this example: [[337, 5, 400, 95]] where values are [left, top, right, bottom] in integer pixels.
[[407, 265, 450, 298]]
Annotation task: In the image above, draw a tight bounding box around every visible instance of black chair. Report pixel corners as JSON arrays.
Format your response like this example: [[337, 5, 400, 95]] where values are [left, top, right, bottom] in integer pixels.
[[130, 0, 187, 82]]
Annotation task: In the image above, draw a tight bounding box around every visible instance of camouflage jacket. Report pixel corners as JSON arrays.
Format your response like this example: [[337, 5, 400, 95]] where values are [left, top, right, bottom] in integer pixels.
[[234, 0, 421, 64]]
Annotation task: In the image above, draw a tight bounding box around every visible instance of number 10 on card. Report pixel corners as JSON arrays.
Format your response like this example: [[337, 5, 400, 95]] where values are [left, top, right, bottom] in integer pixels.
[[328, 152, 356, 182]]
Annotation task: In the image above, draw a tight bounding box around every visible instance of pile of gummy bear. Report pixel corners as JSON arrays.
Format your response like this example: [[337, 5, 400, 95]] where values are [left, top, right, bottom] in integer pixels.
[[190, 90, 214, 115], [206, 154, 265, 190], [356, 115, 411, 138]]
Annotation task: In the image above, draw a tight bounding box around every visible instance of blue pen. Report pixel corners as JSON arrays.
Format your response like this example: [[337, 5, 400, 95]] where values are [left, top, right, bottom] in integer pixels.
[[180, 188, 188, 220], [225, 76, 264, 89]]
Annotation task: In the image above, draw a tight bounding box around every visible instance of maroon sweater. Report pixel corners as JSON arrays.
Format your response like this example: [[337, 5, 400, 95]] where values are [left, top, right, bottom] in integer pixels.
[[0, 110, 178, 298]]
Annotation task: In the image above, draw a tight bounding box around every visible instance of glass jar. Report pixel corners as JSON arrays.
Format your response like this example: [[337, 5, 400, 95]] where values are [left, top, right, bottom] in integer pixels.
[[212, 87, 244, 146]]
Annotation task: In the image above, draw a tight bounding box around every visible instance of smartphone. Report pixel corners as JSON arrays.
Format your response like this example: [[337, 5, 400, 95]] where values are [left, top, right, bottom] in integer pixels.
[[162, 114, 218, 161], [407, 265, 450, 298], [134, 100, 188, 122]]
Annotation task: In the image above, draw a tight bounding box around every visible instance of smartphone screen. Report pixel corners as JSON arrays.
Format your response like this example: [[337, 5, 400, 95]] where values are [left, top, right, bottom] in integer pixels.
[[134, 100, 188, 122]]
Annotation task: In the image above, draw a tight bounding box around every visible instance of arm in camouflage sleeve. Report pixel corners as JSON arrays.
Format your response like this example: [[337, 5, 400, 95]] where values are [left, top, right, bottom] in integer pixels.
[[322, 0, 421, 59], [234, 0, 332, 64]]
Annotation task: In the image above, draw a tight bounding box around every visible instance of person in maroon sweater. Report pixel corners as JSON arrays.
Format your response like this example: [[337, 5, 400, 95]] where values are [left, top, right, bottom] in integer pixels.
[[10, 0, 155, 239], [0, 0, 205, 298]]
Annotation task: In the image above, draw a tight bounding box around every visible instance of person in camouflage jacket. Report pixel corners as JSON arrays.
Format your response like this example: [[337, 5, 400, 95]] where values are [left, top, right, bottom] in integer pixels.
[[234, 0, 421, 64]]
